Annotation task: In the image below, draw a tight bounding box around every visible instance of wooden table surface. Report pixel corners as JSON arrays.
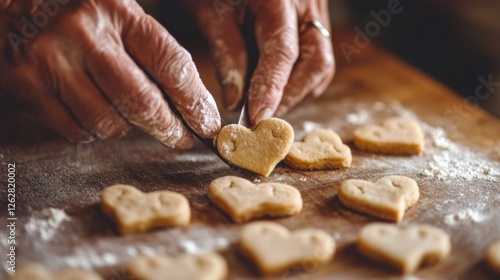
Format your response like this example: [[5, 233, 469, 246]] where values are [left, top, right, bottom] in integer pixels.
[[1, 30, 500, 280]]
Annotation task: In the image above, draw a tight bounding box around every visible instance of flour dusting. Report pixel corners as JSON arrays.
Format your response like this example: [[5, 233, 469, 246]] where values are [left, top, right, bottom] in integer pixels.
[[289, 99, 500, 183], [346, 110, 371, 124], [25, 208, 71, 242], [420, 125, 500, 182], [173, 153, 218, 162], [303, 121, 322, 133], [62, 248, 119, 270], [179, 239, 199, 254], [444, 208, 489, 225]]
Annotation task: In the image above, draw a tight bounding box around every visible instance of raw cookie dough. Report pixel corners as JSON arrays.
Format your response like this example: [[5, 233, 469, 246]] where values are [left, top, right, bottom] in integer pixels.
[[353, 118, 424, 155], [101, 184, 190, 234], [208, 176, 302, 222], [239, 221, 335, 275], [284, 128, 352, 170], [358, 223, 451, 274], [9, 264, 103, 280], [338, 176, 419, 222], [126, 253, 227, 280], [215, 118, 294, 177], [486, 241, 500, 275]]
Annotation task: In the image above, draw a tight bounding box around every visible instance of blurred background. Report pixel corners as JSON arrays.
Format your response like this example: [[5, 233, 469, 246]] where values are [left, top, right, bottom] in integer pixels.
[[142, 0, 500, 118]]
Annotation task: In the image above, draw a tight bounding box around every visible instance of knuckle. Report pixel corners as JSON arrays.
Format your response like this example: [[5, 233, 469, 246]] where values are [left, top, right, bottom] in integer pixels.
[[276, 44, 299, 64], [270, 39, 299, 63], [162, 49, 195, 90], [266, 79, 284, 98], [263, 28, 299, 63], [57, 12, 98, 44], [249, 79, 282, 107], [317, 50, 335, 73], [300, 49, 335, 85], [251, 75, 278, 96]]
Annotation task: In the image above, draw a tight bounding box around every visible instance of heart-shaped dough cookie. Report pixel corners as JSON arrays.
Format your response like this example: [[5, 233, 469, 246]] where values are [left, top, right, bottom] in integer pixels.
[[240, 221, 335, 275], [126, 253, 227, 280], [358, 223, 451, 274], [101, 184, 190, 234], [284, 128, 352, 170], [338, 176, 419, 222], [208, 176, 302, 222], [10, 264, 103, 280], [486, 241, 500, 275], [353, 118, 424, 155], [215, 118, 294, 177]]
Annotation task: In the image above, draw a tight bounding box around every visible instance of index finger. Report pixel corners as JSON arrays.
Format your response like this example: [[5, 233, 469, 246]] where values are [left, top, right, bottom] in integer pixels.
[[247, 1, 299, 125], [122, 5, 221, 138]]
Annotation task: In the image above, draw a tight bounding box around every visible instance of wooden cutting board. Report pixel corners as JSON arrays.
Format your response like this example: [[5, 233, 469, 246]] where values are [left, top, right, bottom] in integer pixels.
[[1, 30, 499, 279]]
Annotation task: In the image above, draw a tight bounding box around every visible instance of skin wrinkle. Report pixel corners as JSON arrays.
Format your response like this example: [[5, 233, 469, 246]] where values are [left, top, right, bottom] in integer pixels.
[[162, 47, 196, 90], [276, 2, 334, 115], [249, 3, 299, 123], [248, 56, 293, 121], [88, 39, 194, 147], [122, 14, 221, 138]]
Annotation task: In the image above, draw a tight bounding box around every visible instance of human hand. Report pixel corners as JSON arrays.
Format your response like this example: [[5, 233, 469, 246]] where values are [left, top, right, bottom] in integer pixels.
[[193, 0, 335, 125], [0, 0, 220, 148]]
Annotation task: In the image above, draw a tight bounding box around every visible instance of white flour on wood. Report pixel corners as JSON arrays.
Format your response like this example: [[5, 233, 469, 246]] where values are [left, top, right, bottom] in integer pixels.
[[290, 99, 500, 182], [444, 208, 489, 225], [420, 125, 500, 182], [25, 208, 71, 242]]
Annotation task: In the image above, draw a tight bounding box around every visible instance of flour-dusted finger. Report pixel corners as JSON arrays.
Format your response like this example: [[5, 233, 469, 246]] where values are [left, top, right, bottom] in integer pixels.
[[196, 1, 248, 111], [122, 6, 221, 138], [246, 1, 299, 125], [277, 18, 334, 116], [85, 46, 193, 149]]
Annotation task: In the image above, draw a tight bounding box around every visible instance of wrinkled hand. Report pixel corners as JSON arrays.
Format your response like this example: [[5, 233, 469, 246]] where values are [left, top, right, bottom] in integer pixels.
[[0, 0, 220, 148], [193, 0, 334, 125]]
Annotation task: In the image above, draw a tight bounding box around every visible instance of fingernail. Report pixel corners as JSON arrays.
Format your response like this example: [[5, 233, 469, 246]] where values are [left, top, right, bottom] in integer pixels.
[[223, 83, 242, 111], [254, 107, 275, 125], [76, 136, 96, 144]]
